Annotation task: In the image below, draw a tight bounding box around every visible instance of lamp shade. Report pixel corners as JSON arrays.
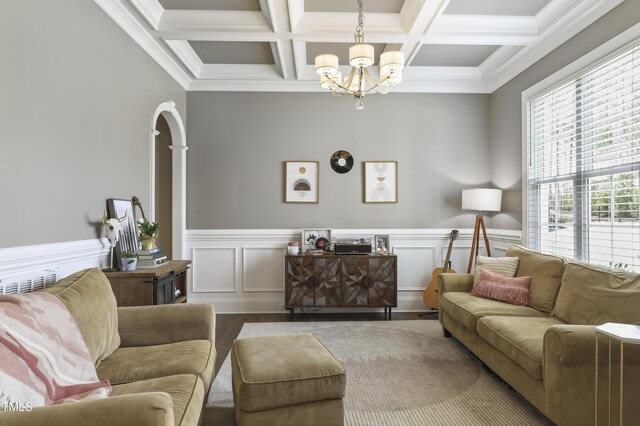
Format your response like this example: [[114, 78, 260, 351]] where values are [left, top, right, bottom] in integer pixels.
[[462, 188, 502, 212], [380, 51, 405, 73], [315, 54, 339, 76], [349, 44, 375, 68]]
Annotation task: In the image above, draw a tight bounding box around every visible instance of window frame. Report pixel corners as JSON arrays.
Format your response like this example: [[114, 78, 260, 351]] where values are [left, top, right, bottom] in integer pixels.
[[521, 23, 640, 254]]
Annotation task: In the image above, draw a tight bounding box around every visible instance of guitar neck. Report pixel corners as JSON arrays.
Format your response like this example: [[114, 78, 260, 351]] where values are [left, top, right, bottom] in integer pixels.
[[443, 240, 454, 272]]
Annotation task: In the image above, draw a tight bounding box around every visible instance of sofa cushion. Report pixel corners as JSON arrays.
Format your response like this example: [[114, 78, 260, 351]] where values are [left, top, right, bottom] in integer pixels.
[[440, 292, 549, 332], [553, 262, 640, 325], [472, 269, 532, 306], [43, 268, 120, 366], [232, 333, 346, 412], [473, 255, 519, 287], [477, 316, 564, 380], [96, 340, 215, 391], [111, 374, 205, 426], [505, 245, 565, 314]]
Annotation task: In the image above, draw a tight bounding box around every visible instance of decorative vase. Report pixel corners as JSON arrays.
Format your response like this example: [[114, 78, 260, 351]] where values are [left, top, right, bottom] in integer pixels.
[[120, 257, 137, 271], [140, 234, 158, 250]]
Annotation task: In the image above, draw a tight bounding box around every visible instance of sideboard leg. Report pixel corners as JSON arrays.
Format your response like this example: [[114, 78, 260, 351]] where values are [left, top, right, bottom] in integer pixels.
[[289, 308, 295, 321]]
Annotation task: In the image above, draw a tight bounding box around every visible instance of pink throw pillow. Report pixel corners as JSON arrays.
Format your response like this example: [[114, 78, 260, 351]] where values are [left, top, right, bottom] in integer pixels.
[[471, 269, 532, 306]]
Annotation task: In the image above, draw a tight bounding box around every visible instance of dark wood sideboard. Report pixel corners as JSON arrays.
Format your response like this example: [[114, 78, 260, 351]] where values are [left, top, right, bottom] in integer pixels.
[[103, 260, 191, 307], [285, 254, 397, 319]]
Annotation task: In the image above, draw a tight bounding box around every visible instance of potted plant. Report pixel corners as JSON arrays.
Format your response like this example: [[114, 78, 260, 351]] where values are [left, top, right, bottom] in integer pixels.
[[138, 218, 160, 251], [120, 251, 138, 271]]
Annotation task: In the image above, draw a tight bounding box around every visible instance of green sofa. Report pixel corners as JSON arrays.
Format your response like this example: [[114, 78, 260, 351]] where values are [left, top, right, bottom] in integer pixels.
[[438, 245, 640, 426], [0, 267, 216, 426]]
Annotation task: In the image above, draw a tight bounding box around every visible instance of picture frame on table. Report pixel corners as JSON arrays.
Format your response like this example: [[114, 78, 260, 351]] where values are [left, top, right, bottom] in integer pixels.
[[363, 161, 398, 203], [301, 228, 331, 253], [106, 198, 140, 267], [374, 235, 390, 253], [284, 161, 319, 203]]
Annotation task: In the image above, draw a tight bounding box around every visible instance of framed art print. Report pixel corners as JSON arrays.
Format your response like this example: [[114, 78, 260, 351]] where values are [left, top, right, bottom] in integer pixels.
[[284, 161, 319, 203], [301, 228, 331, 252], [374, 235, 390, 253], [363, 161, 398, 203]]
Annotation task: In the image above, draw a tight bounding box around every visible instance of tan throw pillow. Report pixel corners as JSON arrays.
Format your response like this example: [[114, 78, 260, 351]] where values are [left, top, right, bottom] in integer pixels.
[[473, 255, 519, 287], [472, 269, 532, 306]]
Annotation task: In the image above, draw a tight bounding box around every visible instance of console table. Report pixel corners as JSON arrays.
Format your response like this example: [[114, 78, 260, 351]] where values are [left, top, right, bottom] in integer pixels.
[[285, 254, 397, 319], [103, 260, 190, 307]]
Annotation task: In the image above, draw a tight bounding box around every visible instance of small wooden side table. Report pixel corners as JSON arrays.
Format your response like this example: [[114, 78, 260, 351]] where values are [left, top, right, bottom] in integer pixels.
[[103, 260, 191, 307], [595, 322, 640, 426]]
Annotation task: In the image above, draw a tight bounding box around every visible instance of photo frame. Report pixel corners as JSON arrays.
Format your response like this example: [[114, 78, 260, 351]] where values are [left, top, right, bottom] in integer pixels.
[[363, 161, 398, 203], [301, 228, 331, 253], [374, 235, 390, 253], [284, 161, 319, 203], [106, 198, 140, 266]]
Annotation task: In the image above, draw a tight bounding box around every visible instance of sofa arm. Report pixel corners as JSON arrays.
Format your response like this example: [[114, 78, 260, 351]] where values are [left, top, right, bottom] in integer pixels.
[[437, 273, 473, 297], [118, 303, 215, 347], [0, 392, 174, 426], [543, 324, 597, 425]]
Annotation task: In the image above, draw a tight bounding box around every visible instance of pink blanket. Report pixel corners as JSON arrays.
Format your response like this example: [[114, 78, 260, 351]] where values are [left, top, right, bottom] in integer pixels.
[[0, 292, 111, 407]]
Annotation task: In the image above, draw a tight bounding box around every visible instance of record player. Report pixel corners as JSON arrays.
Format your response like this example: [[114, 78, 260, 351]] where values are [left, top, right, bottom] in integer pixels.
[[334, 243, 372, 254]]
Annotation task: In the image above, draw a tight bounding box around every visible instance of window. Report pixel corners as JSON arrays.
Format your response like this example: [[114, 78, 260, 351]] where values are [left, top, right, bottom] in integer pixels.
[[527, 43, 640, 271]]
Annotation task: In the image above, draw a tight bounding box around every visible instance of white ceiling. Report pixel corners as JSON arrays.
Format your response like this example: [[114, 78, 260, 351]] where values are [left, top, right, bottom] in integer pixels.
[[95, 0, 625, 92]]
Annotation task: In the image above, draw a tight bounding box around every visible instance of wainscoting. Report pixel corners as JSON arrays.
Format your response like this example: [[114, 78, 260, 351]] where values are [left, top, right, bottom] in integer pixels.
[[186, 229, 522, 313], [0, 229, 522, 313], [0, 239, 110, 289]]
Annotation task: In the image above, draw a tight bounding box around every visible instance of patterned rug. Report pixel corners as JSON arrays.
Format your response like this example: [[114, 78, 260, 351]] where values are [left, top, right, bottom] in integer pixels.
[[204, 320, 552, 425]]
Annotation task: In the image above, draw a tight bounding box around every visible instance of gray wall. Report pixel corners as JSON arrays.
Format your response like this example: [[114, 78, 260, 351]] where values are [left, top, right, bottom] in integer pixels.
[[0, 0, 186, 248], [187, 92, 491, 229], [489, 0, 640, 230]]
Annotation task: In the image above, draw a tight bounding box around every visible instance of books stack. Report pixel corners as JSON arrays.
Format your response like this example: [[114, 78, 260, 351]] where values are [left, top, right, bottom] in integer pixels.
[[136, 248, 168, 268]]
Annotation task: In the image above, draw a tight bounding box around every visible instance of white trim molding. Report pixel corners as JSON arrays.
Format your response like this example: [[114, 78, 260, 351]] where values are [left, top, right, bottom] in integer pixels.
[[0, 239, 110, 280], [149, 101, 188, 260], [186, 228, 522, 313]]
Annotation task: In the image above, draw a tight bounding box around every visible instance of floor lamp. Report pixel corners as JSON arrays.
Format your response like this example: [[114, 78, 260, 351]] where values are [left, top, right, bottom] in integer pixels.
[[462, 188, 502, 273]]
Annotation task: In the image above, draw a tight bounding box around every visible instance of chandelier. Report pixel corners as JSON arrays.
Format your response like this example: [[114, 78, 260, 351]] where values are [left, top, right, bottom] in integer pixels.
[[314, 0, 405, 110]]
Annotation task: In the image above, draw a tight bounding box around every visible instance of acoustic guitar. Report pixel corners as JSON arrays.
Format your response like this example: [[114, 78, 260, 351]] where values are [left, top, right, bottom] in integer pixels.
[[423, 230, 459, 310]]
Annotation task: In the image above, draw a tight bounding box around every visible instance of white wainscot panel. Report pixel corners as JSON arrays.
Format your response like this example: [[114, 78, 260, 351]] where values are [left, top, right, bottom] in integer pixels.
[[192, 247, 237, 293], [243, 247, 286, 292], [445, 245, 475, 274], [392, 246, 435, 291]]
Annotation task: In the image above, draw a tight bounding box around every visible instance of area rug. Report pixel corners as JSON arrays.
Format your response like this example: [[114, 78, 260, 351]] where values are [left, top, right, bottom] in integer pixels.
[[204, 320, 552, 426]]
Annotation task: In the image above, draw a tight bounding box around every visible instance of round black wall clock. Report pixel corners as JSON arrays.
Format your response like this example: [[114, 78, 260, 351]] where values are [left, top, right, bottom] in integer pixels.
[[330, 150, 354, 174]]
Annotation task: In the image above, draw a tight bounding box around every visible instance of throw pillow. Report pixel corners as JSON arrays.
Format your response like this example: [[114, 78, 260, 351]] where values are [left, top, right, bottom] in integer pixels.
[[0, 292, 111, 408], [473, 255, 519, 287], [472, 269, 532, 306]]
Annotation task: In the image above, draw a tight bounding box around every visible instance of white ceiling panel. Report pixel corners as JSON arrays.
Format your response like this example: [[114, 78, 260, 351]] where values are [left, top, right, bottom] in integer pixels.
[[100, 0, 625, 92], [304, 0, 404, 14], [158, 0, 260, 11], [443, 0, 551, 16], [412, 44, 499, 67], [189, 41, 274, 64]]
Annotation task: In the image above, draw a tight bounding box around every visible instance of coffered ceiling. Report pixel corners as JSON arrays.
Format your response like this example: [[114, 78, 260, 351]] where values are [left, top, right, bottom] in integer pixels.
[[95, 0, 624, 92]]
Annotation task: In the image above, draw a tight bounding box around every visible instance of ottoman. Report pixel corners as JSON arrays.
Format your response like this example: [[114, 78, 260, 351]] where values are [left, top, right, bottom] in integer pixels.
[[231, 332, 346, 426]]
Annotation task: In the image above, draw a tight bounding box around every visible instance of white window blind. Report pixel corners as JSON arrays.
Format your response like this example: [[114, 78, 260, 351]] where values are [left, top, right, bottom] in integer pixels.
[[527, 43, 640, 271]]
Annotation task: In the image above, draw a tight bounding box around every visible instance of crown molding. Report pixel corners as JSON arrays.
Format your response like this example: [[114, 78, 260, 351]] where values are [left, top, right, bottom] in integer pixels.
[[94, 0, 191, 89]]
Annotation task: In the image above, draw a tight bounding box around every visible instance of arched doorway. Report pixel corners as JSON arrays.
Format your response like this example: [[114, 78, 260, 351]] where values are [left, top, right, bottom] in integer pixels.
[[150, 101, 187, 260]]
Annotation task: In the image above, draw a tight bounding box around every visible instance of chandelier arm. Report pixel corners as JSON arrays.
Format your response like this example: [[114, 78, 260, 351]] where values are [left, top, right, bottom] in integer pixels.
[[361, 68, 392, 94]]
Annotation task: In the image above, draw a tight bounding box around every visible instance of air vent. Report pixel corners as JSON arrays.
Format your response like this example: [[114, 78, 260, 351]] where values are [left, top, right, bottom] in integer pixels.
[[0, 268, 59, 295]]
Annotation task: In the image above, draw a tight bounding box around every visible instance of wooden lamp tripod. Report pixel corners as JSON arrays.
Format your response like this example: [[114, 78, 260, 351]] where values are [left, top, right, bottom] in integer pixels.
[[462, 189, 502, 273]]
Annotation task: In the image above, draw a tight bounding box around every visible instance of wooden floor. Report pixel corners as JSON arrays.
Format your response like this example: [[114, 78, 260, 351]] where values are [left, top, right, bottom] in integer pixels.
[[214, 311, 439, 374]]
